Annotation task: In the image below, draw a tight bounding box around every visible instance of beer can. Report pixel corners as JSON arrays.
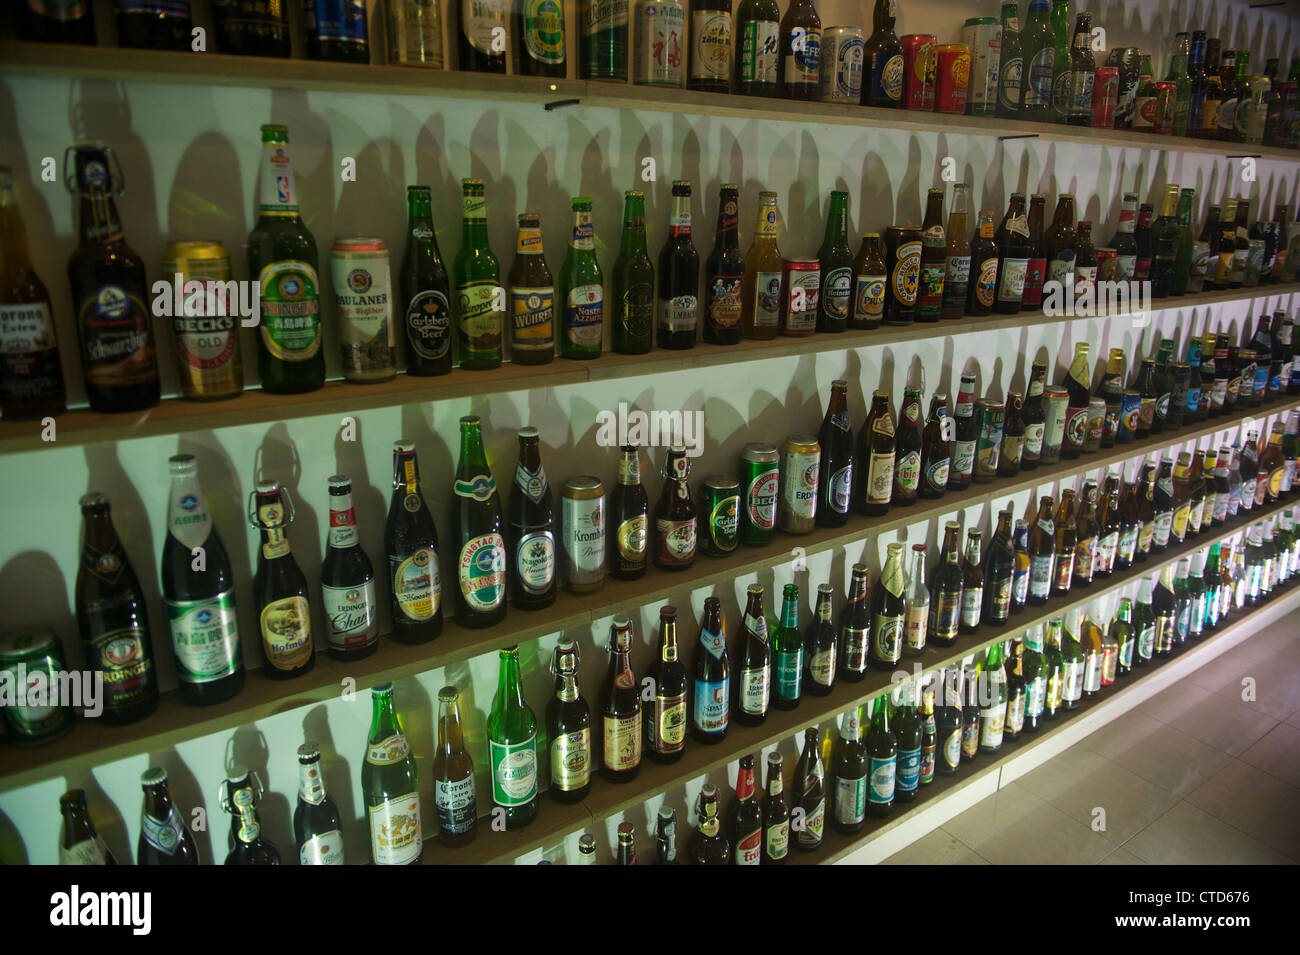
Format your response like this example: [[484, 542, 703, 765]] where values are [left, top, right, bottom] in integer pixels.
[[162, 239, 244, 400], [331, 237, 396, 382], [1120, 390, 1141, 443], [973, 399, 1004, 482], [700, 476, 741, 556], [1095, 247, 1118, 283], [1042, 387, 1069, 464], [634, 0, 685, 87], [1092, 66, 1119, 128], [901, 34, 937, 110], [935, 44, 971, 114], [741, 443, 780, 546], [0, 629, 75, 745], [960, 17, 1001, 116], [1153, 81, 1177, 134], [778, 435, 819, 535], [820, 26, 864, 103], [1085, 398, 1107, 453], [561, 475, 606, 593], [780, 258, 820, 336]]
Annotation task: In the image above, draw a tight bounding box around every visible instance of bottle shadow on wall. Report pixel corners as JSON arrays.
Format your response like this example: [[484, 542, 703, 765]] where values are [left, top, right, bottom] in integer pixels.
[[223, 722, 289, 861], [441, 655, 488, 799], [0, 808, 28, 865], [74, 772, 130, 864], [0, 550, 70, 650], [333, 414, 387, 632]]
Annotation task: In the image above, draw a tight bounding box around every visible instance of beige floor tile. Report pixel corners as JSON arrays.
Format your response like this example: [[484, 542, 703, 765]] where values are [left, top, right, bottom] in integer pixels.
[[944, 782, 1114, 865], [1123, 800, 1293, 865], [882, 828, 989, 865], [1205, 648, 1300, 723], [1028, 759, 1182, 845], [1098, 846, 1147, 865], [1016, 743, 1110, 802], [1183, 760, 1300, 859], [940, 779, 1047, 848], [1137, 678, 1216, 725], [1162, 689, 1280, 756], [1238, 722, 1300, 789], [1086, 712, 1237, 798]]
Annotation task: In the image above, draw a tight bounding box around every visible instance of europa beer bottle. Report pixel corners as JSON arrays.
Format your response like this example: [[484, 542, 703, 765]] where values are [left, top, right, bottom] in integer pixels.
[[76, 493, 159, 725], [612, 190, 655, 353], [856, 390, 895, 516], [704, 184, 745, 344], [693, 596, 731, 742], [362, 683, 423, 864], [488, 646, 540, 828], [736, 585, 772, 726], [250, 482, 314, 680], [294, 742, 345, 864], [658, 180, 700, 349], [66, 143, 160, 411], [816, 379, 854, 526], [137, 767, 199, 865], [557, 197, 604, 359], [610, 444, 649, 579], [400, 185, 453, 375], [161, 454, 243, 705], [547, 639, 592, 802], [508, 427, 556, 609], [385, 441, 442, 643], [246, 126, 324, 393], [321, 475, 379, 660], [453, 415, 507, 627], [454, 179, 503, 369], [646, 606, 688, 762]]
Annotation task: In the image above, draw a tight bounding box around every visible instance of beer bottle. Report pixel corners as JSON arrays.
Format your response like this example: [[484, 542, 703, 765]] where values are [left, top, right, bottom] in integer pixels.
[[734, 0, 780, 96], [958, 529, 984, 634], [949, 372, 979, 490], [1078, 607, 1106, 695], [213, 0, 288, 54], [76, 493, 159, 724], [1052, 489, 1077, 597], [1134, 357, 1158, 437], [736, 585, 772, 725], [1061, 342, 1091, 459], [459, 0, 507, 71], [507, 427, 556, 609], [428, 687, 479, 851], [611, 191, 655, 353], [610, 823, 635, 864], [507, 213, 556, 364], [547, 639, 592, 802], [361, 684, 422, 863], [984, 511, 1015, 626], [1058, 613, 1085, 710], [453, 179, 503, 369], [1011, 519, 1032, 611], [817, 190, 854, 333], [871, 542, 906, 669], [116, 0, 191, 48], [687, 0, 733, 92], [978, 642, 1008, 751], [1023, 194, 1049, 308], [304, 0, 369, 61], [222, 768, 280, 865], [488, 646, 539, 827], [66, 144, 160, 411], [884, 225, 922, 324], [731, 754, 764, 864], [453, 415, 507, 628], [654, 446, 697, 569], [644, 607, 688, 762], [1260, 427, 1287, 505], [792, 727, 826, 850], [691, 783, 731, 864], [805, 583, 836, 694], [1043, 618, 1066, 717], [814, 379, 853, 527], [935, 668, 962, 774], [771, 583, 803, 710], [839, 564, 871, 681], [609, 444, 649, 579], [862, 0, 903, 107], [920, 684, 938, 784], [399, 186, 453, 375], [1028, 495, 1056, 605], [0, 166, 65, 419], [1149, 457, 1174, 553], [515, 0, 564, 75], [1044, 193, 1077, 295], [966, 210, 999, 316], [320, 475, 379, 660], [762, 752, 789, 863], [1065, 12, 1095, 125], [941, 183, 973, 320], [693, 597, 731, 742], [856, 390, 896, 516], [161, 454, 243, 706], [929, 522, 963, 647], [294, 743, 345, 864], [742, 191, 783, 339], [866, 695, 897, 815], [247, 126, 324, 394], [703, 185, 745, 345], [249, 482, 313, 680], [1107, 192, 1140, 282], [831, 707, 867, 834], [657, 180, 700, 349], [778, 0, 821, 100], [999, 391, 1025, 477], [1097, 471, 1122, 575], [893, 681, 922, 802], [920, 393, 952, 498], [1047, 0, 1072, 122], [996, 1, 1023, 119], [384, 441, 442, 643], [1073, 481, 1099, 588], [994, 193, 1031, 313], [890, 386, 924, 506], [850, 231, 887, 329], [556, 198, 604, 359], [656, 806, 679, 864], [1187, 551, 1208, 640], [1019, 0, 1054, 122], [1149, 185, 1181, 298], [20, 0, 95, 42], [137, 767, 199, 865], [1022, 625, 1048, 732], [60, 790, 115, 865], [600, 617, 643, 783], [577, 833, 598, 864], [1202, 546, 1222, 631], [916, 188, 947, 323]]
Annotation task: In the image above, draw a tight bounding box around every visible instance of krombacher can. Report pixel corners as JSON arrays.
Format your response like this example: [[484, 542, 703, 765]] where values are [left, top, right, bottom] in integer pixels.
[[561, 476, 605, 592], [700, 476, 740, 556], [778, 435, 820, 534], [331, 237, 396, 383], [162, 240, 244, 400], [0, 629, 76, 745], [740, 442, 779, 546]]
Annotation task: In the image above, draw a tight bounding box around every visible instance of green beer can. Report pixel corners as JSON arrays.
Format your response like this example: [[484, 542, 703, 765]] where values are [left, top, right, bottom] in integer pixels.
[[700, 476, 741, 556], [0, 629, 76, 745], [740, 443, 780, 546]]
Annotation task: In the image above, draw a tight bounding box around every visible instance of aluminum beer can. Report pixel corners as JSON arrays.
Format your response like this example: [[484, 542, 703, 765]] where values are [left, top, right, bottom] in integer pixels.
[[561, 475, 606, 592], [780, 258, 820, 336], [778, 435, 819, 534], [960, 17, 1001, 115], [700, 476, 741, 556], [1042, 387, 1069, 464], [331, 236, 396, 382], [935, 44, 971, 114], [973, 399, 1004, 482], [741, 443, 780, 545], [634, 0, 685, 87], [0, 629, 75, 745], [162, 239, 244, 400], [901, 34, 936, 110], [819, 26, 864, 103], [1093, 66, 1119, 127]]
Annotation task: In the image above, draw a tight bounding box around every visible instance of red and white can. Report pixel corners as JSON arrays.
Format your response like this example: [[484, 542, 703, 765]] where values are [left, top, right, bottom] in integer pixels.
[[901, 34, 937, 110], [1092, 66, 1119, 128]]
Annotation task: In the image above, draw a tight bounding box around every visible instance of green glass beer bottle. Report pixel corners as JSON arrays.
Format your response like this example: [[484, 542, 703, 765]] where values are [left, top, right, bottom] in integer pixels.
[[488, 646, 540, 828], [362, 683, 423, 865], [400, 185, 453, 376], [557, 197, 604, 359], [611, 190, 655, 354], [247, 125, 325, 393], [771, 583, 802, 710], [453, 178, 503, 370], [453, 415, 507, 628], [816, 190, 853, 333]]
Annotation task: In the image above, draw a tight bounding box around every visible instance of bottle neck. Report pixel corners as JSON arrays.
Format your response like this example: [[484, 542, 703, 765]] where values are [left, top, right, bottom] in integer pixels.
[[620, 200, 648, 255], [257, 139, 300, 220], [438, 698, 467, 754], [370, 691, 402, 742], [298, 758, 326, 805], [669, 194, 691, 237], [461, 191, 489, 245], [569, 207, 594, 250], [79, 189, 124, 245], [714, 192, 739, 250], [497, 652, 525, 709]]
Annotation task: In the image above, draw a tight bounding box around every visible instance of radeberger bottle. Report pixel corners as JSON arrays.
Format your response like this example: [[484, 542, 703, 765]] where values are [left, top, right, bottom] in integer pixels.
[[870, 542, 905, 669], [362, 684, 422, 864], [222, 768, 280, 865], [771, 583, 803, 710], [839, 563, 872, 680], [400, 185, 453, 375], [321, 475, 379, 660], [611, 191, 655, 353], [704, 184, 745, 344], [431, 685, 477, 847], [743, 191, 783, 339], [547, 639, 592, 802], [294, 743, 345, 864], [658, 180, 700, 349], [805, 583, 836, 694], [600, 617, 643, 782], [453, 415, 507, 628], [508, 427, 556, 609], [736, 585, 771, 726], [66, 143, 160, 411], [792, 727, 826, 850], [647, 606, 688, 762], [453, 179, 502, 369], [161, 454, 243, 705], [817, 379, 854, 526], [137, 768, 199, 865], [76, 493, 159, 725], [817, 190, 853, 332], [488, 646, 540, 828], [693, 597, 731, 742], [610, 444, 649, 579], [385, 441, 443, 643], [250, 482, 314, 680], [557, 197, 604, 359], [246, 126, 324, 393], [460, 0, 507, 71]]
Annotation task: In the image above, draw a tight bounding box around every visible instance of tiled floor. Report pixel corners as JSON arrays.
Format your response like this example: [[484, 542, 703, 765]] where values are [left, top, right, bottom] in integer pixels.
[[884, 608, 1300, 865]]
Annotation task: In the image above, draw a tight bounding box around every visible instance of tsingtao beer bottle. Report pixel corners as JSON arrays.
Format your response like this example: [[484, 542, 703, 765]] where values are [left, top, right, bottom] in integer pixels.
[[137, 767, 199, 865], [453, 415, 507, 628], [547, 639, 592, 803], [249, 482, 314, 680], [362, 684, 422, 864], [508, 427, 556, 609], [295, 742, 345, 864], [321, 475, 379, 661], [385, 441, 443, 643], [400, 185, 453, 376]]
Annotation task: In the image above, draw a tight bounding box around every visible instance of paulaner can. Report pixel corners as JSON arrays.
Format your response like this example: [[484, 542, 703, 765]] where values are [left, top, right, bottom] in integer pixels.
[[960, 17, 1001, 116], [973, 399, 1004, 482], [741, 442, 780, 546], [0, 629, 76, 745], [561, 475, 606, 593], [901, 34, 937, 110], [780, 258, 820, 336], [820, 26, 864, 103], [778, 435, 820, 534], [1042, 387, 1069, 464], [700, 476, 741, 556], [162, 240, 244, 400], [331, 237, 396, 382], [935, 44, 971, 114]]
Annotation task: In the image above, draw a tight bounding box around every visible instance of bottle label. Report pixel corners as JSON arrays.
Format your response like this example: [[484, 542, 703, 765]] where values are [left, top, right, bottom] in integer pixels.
[[658, 292, 698, 333], [739, 19, 779, 85], [333, 256, 394, 375], [1029, 554, 1054, 599], [550, 727, 592, 790], [867, 449, 895, 506], [464, 0, 507, 54], [512, 530, 554, 595], [367, 792, 422, 865], [1005, 692, 1025, 735], [564, 284, 603, 348], [1025, 677, 1046, 719], [76, 278, 157, 389], [523, 0, 564, 63], [511, 285, 555, 352], [740, 665, 770, 716], [752, 271, 782, 327], [602, 711, 642, 772], [60, 838, 108, 866], [893, 241, 922, 306], [258, 261, 322, 362], [405, 289, 451, 360], [868, 756, 896, 805], [835, 775, 867, 825], [322, 579, 377, 651], [258, 595, 312, 671], [820, 266, 852, 322], [390, 547, 440, 621], [797, 797, 825, 847], [841, 625, 869, 672], [693, 677, 729, 733], [852, 273, 886, 324], [774, 647, 802, 700], [141, 806, 185, 856], [1152, 510, 1173, 548], [656, 517, 697, 563], [997, 257, 1029, 301], [765, 820, 789, 860], [872, 614, 902, 664], [691, 10, 732, 80], [490, 736, 538, 806], [367, 733, 410, 764], [959, 587, 983, 629], [897, 746, 921, 792], [895, 449, 921, 496], [0, 302, 62, 399], [943, 255, 971, 308], [458, 533, 505, 611], [942, 727, 961, 769], [650, 693, 687, 752], [783, 26, 821, 85], [952, 439, 976, 479], [165, 589, 240, 685], [871, 51, 904, 103], [456, 279, 503, 360], [932, 589, 960, 641], [1025, 48, 1054, 106], [1062, 660, 1084, 702], [299, 831, 345, 865], [904, 603, 927, 651]]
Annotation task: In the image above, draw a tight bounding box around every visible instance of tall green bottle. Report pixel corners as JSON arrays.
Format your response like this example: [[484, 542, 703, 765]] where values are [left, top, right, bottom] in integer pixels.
[[557, 197, 604, 359], [1172, 188, 1196, 295], [453, 178, 502, 369], [247, 124, 325, 393], [400, 185, 453, 376], [1021, 623, 1048, 731], [611, 190, 654, 354], [488, 646, 540, 828], [1060, 610, 1085, 709], [1019, 0, 1054, 122], [816, 190, 852, 333], [771, 583, 802, 710], [362, 683, 422, 865], [1048, 0, 1072, 123], [453, 415, 507, 628], [1167, 32, 1192, 136]]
